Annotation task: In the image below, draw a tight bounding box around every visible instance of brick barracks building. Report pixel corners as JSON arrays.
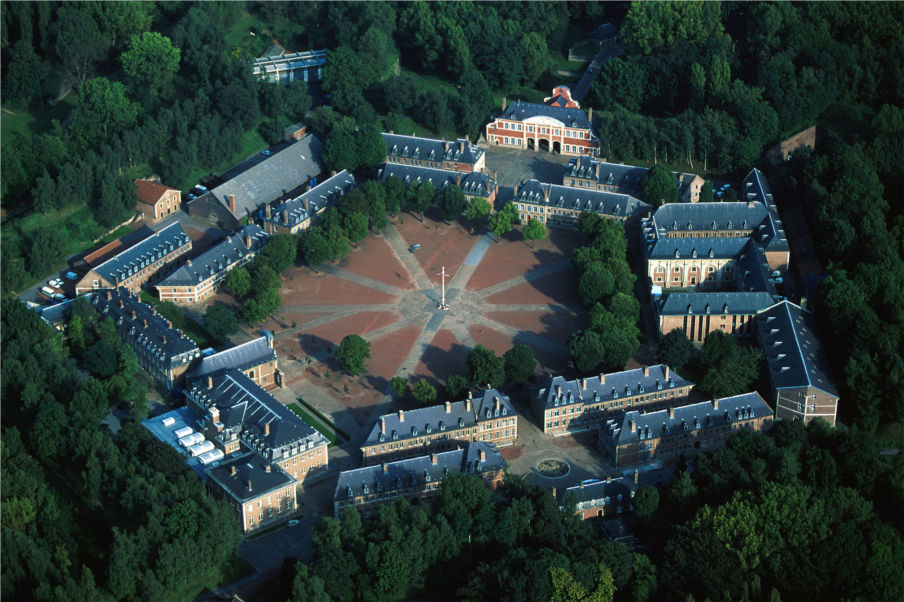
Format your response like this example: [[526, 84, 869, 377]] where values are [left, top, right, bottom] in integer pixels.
[[382, 133, 486, 173], [135, 179, 181, 223], [600, 392, 774, 468], [558, 476, 637, 520], [362, 389, 517, 465], [379, 163, 499, 206], [188, 332, 281, 391], [486, 98, 598, 156], [564, 156, 705, 204], [262, 170, 356, 235], [334, 442, 505, 518], [535, 365, 693, 435], [512, 178, 650, 228]]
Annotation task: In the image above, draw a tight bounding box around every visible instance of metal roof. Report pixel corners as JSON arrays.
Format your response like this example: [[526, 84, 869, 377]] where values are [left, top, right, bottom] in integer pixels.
[[158, 224, 267, 287], [93, 222, 190, 284]]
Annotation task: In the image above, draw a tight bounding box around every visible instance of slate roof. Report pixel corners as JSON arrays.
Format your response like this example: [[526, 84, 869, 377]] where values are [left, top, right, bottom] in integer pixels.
[[757, 301, 838, 397], [472, 389, 518, 421], [335, 442, 505, 502], [33, 294, 96, 327], [516, 178, 650, 219], [189, 334, 276, 382], [187, 369, 325, 463], [207, 453, 295, 503], [559, 477, 635, 508], [539, 365, 693, 411], [379, 164, 497, 198], [650, 202, 772, 238], [603, 392, 772, 447], [567, 157, 648, 189], [743, 168, 790, 252], [135, 179, 177, 205], [157, 224, 267, 287], [498, 100, 595, 132], [590, 23, 620, 42], [647, 235, 750, 260], [204, 135, 324, 220], [659, 291, 779, 316], [383, 133, 485, 166], [93, 222, 191, 284], [264, 170, 356, 229], [93, 288, 199, 367]]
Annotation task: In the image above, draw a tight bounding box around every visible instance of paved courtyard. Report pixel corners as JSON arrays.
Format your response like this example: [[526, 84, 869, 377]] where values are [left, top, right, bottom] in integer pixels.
[[480, 143, 574, 191]]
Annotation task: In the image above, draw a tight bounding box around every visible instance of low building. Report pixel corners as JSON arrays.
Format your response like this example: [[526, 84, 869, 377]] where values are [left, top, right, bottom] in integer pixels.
[[92, 288, 200, 388], [512, 178, 650, 227], [564, 156, 704, 204], [657, 291, 779, 343], [536, 365, 694, 435], [559, 476, 636, 520], [379, 164, 498, 205], [600, 392, 774, 468], [187, 135, 324, 230], [188, 333, 281, 391], [75, 222, 192, 295], [757, 300, 839, 426], [545, 85, 581, 109], [207, 453, 298, 533], [135, 179, 181, 222], [261, 170, 356, 235], [383, 133, 486, 173], [252, 49, 326, 83], [486, 99, 598, 156], [362, 389, 517, 465], [334, 442, 506, 518], [156, 224, 268, 304]]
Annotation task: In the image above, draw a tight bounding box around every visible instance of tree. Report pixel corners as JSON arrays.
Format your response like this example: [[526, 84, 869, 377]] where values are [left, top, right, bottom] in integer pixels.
[[578, 263, 615, 307], [223, 266, 252, 297], [323, 125, 359, 172], [445, 374, 469, 400], [489, 202, 521, 238], [356, 125, 388, 169], [642, 164, 679, 207], [437, 186, 467, 222], [337, 334, 370, 376], [54, 4, 109, 88], [465, 344, 505, 388], [68, 78, 140, 150], [466, 197, 492, 224], [522, 217, 548, 248], [598, 327, 639, 372], [634, 485, 660, 521], [27, 227, 66, 277], [390, 376, 409, 399], [4, 40, 50, 105], [323, 46, 370, 117], [121, 32, 181, 100], [550, 563, 615, 602], [261, 235, 298, 273], [700, 180, 715, 203], [407, 180, 435, 221], [569, 330, 605, 373], [384, 176, 405, 216], [250, 263, 281, 293], [204, 305, 238, 344], [520, 32, 551, 87], [698, 331, 762, 398], [413, 379, 438, 406], [503, 344, 536, 384], [343, 212, 369, 248], [659, 329, 694, 370], [301, 228, 332, 268]]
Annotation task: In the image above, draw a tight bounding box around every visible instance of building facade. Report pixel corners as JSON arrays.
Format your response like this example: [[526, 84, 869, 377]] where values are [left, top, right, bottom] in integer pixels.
[[92, 288, 200, 388], [252, 49, 326, 84], [261, 170, 356, 235], [379, 164, 498, 206], [600, 392, 774, 468], [559, 476, 636, 520], [536, 365, 693, 435], [188, 333, 281, 391], [135, 179, 181, 222], [207, 453, 298, 533], [334, 442, 506, 518], [361, 390, 517, 465], [76, 223, 192, 295], [512, 178, 650, 228], [485, 99, 598, 156], [156, 225, 268, 304], [657, 291, 778, 343], [383, 133, 486, 173], [564, 157, 704, 204]]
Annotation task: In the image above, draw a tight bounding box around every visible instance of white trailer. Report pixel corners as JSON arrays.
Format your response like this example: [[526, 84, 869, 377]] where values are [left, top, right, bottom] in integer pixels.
[[198, 449, 225, 465], [179, 432, 204, 448], [174, 426, 194, 439], [161, 417, 176, 428], [188, 440, 215, 457]]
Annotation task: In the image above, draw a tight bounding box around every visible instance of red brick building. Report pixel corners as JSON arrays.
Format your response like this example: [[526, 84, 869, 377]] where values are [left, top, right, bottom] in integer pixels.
[[135, 179, 181, 223], [383, 133, 486, 173], [558, 476, 636, 520], [544, 85, 580, 109], [486, 99, 598, 156]]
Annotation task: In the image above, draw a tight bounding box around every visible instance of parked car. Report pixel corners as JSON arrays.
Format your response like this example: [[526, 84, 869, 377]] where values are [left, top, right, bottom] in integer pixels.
[[261, 149, 272, 156], [194, 184, 209, 193], [49, 279, 63, 288], [187, 193, 197, 201], [64, 271, 79, 280], [52, 293, 67, 301], [287, 519, 300, 527], [409, 244, 421, 252], [40, 286, 55, 298]]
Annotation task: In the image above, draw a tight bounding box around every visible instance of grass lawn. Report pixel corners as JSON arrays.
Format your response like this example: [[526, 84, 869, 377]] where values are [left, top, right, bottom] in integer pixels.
[[223, 10, 272, 58], [549, 55, 587, 77], [288, 402, 342, 446], [180, 550, 255, 600], [1, 94, 77, 139]]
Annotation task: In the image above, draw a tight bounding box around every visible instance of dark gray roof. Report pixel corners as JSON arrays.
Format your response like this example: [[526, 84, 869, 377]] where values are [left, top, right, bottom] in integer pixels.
[[744, 168, 790, 252], [603, 392, 772, 446], [567, 156, 648, 188], [94, 222, 190, 284], [559, 477, 634, 507], [650, 202, 771, 238], [659, 291, 779, 316], [590, 23, 619, 42], [538, 364, 693, 411], [206, 135, 324, 219], [207, 452, 295, 503], [34, 294, 95, 326], [757, 301, 838, 397], [472, 389, 517, 421], [187, 369, 325, 463], [365, 400, 476, 447], [647, 236, 749, 260], [516, 178, 650, 219], [498, 100, 595, 132], [735, 239, 777, 294], [93, 288, 199, 368], [158, 224, 267, 287], [189, 334, 276, 381], [379, 164, 497, 198], [335, 442, 505, 502], [383, 133, 484, 166], [263, 170, 356, 228]]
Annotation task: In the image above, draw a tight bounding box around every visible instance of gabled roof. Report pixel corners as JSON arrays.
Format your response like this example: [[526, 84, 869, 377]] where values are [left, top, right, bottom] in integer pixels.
[[135, 179, 177, 206], [516, 178, 650, 219], [650, 202, 771, 236], [364, 399, 477, 447], [189, 334, 276, 382], [379, 164, 497, 198], [335, 442, 505, 502], [647, 235, 750, 260], [538, 365, 693, 411], [743, 168, 790, 253], [93, 222, 191, 284], [472, 389, 517, 422], [383, 133, 485, 166], [497, 100, 595, 132], [757, 301, 838, 397], [559, 477, 635, 508], [252, 49, 327, 75], [157, 224, 267, 287], [207, 453, 295, 503], [659, 291, 779, 316], [264, 170, 356, 228]]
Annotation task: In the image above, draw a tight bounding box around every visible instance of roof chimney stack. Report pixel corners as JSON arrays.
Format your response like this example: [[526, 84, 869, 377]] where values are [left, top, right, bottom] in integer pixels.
[[599, 373, 606, 384], [665, 366, 670, 380], [207, 375, 213, 389], [431, 453, 437, 465], [382, 462, 388, 473], [264, 422, 270, 436], [495, 396, 500, 412], [606, 475, 612, 483], [245, 234, 253, 249], [265, 203, 271, 219], [643, 365, 649, 377], [713, 398, 719, 410], [502, 97, 507, 111], [131, 310, 137, 320], [629, 420, 636, 432], [228, 194, 237, 214], [248, 479, 252, 492], [380, 417, 386, 434], [445, 401, 451, 414], [669, 407, 675, 419], [265, 464, 271, 473], [231, 465, 237, 476], [588, 107, 593, 121], [398, 409, 404, 423], [479, 449, 486, 462], [282, 210, 289, 225]]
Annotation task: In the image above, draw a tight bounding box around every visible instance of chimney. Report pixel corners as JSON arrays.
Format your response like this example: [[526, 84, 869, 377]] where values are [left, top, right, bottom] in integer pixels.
[[179, 329, 184, 338], [606, 475, 612, 483], [187, 259, 192, 267], [264, 422, 270, 436], [665, 366, 670, 380], [382, 462, 388, 473], [231, 465, 237, 476], [445, 401, 451, 413], [119, 299, 124, 308], [543, 184, 550, 201], [226, 236, 232, 244], [247, 479, 252, 492], [443, 140, 449, 153], [495, 396, 500, 412], [502, 97, 507, 111], [493, 169, 498, 182], [669, 407, 675, 419], [459, 140, 464, 154], [282, 210, 289, 225], [588, 107, 593, 121], [380, 417, 386, 434], [210, 406, 219, 424], [580, 481, 584, 489], [581, 378, 587, 390], [265, 464, 271, 473], [207, 375, 213, 389], [398, 409, 404, 423], [431, 453, 437, 465], [131, 310, 137, 320], [265, 204, 271, 219], [552, 487, 557, 498], [748, 201, 757, 208], [106, 291, 112, 300], [634, 470, 639, 484], [228, 194, 237, 214], [713, 398, 719, 410], [629, 420, 636, 432], [143, 319, 148, 328], [161, 334, 166, 344], [556, 385, 562, 397], [466, 397, 471, 412], [599, 373, 606, 384], [479, 449, 486, 462], [245, 234, 253, 249], [596, 162, 601, 178], [643, 365, 649, 377], [456, 172, 462, 186]]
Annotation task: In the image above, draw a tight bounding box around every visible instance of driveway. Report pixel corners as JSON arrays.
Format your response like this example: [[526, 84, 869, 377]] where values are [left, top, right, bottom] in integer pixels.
[[482, 144, 574, 189]]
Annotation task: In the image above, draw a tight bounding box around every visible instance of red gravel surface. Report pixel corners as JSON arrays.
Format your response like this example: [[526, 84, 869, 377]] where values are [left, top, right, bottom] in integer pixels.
[[280, 269, 399, 306], [338, 235, 415, 291], [411, 328, 469, 386], [483, 269, 583, 308], [395, 215, 475, 281], [467, 324, 570, 373], [467, 229, 580, 291], [485, 310, 584, 346], [301, 312, 401, 351], [500, 444, 524, 461]]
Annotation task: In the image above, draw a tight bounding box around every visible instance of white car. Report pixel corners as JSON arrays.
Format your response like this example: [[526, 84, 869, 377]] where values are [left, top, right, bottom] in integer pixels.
[[49, 279, 63, 288]]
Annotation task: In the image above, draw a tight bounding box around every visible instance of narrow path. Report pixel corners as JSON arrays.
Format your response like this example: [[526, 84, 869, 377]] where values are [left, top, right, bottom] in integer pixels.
[[382, 223, 435, 290], [317, 264, 408, 298], [474, 260, 574, 298]]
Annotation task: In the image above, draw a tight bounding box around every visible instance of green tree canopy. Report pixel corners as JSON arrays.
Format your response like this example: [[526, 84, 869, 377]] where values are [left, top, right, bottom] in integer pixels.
[[503, 344, 536, 384], [489, 202, 521, 238], [642, 164, 679, 207], [120, 32, 181, 100], [522, 217, 548, 248], [444, 374, 469, 400], [390, 376, 410, 399], [466, 197, 492, 224], [437, 186, 467, 222], [659, 329, 694, 370], [223, 266, 252, 298], [413, 379, 438, 406], [204, 304, 238, 344], [261, 234, 298, 273], [465, 344, 505, 388], [569, 329, 605, 373], [407, 180, 435, 221], [578, 263, 615, 307], [337, 334, 371, 376], [698, 331, 762, 398], [67, 78, 140, 150]]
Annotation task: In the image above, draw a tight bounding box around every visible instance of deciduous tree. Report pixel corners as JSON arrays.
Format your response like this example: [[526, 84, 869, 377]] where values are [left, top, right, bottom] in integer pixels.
[[465, 344, 505, 388], [522, 217, 548, 248], [503, 344, 536, 384], [337, 334, 371, 376], [413, 379, 437, 406]]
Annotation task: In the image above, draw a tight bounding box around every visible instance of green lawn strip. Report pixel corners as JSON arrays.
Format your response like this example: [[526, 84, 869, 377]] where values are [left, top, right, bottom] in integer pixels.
[[1, 95, 76, 139], [293, 397, 351, 442], [288, 402, 342, 446]]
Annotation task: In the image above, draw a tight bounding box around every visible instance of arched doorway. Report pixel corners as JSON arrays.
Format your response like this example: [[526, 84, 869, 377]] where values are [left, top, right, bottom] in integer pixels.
[[527, 138, 536, 150], [552, 141, 561, 154], [538, 138, 550, 152]]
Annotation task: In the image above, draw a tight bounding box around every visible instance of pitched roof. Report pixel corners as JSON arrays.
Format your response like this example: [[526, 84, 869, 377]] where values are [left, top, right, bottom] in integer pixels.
[[252, 49, 327, 76], [379, 164, 497, 198], [135, 179, 177, 206], [743, 168, 790, 252], [189, 334, 276, 382], [157, 224, 267, 287], [498, 100, 595, 132], [757, 301, 838, 397], [383, 133, 485, 166], [335, 442, 505, 502], [516, 178, 650, 219], [93, 222, 191, 284], [603, 392, 772, 446], [207, 453, 295, 503], [264, 170, 356, 228], [650, 202, 771, 236], [205, 135, 324, 219], [538, 365, 693, 411], [559, 477, 635, 507], [647, 235, 750, 260], [659, 291, 779, 316]]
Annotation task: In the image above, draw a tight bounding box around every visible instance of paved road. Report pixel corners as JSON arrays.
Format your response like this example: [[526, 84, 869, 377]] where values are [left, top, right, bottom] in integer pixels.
[[572, 45, 625, 102]]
